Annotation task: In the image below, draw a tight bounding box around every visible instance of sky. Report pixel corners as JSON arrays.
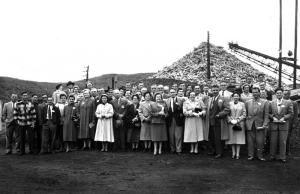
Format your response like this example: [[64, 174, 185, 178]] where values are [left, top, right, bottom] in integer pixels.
[[0, 0, 298, 83]]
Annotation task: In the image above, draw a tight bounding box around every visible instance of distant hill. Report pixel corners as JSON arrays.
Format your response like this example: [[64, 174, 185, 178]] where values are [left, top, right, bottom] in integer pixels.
[[0, 73, 154, 102]]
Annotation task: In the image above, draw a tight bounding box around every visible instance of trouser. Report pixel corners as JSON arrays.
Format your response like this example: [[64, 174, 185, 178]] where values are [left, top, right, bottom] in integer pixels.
[[33, 125, 42, 153], [209, 125, 224, 155], [286, 121, 294, 154], [270, 129, 288, 160], [19, 125, 34, 154], [247, 124, 265, 158], [114, 126, 126, 150], [168, 118, 183, 153], [57, 124, 64, 150], [5, 121, 19, 151], [41, 120, 57, 153]]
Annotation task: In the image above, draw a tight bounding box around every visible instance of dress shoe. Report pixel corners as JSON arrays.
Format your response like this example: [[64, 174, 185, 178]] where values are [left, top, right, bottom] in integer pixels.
[[214, 154, 222, 159], [280, 159, 287, 163], [5, 150, 12, 155], [28, 151, 34, 155], [176, 152, 182, 156], [268, 156, 276, 161], [236, 156, 240, 160], [258, 157, 266, 161], [247, 156, 254, 161]]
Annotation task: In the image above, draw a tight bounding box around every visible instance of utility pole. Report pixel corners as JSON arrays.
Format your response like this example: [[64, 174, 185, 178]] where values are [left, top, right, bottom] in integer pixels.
[[278, 0, 283, 88], [207, 31, 211, 80], [85, 65, 89, 82], [83, 65, 89, 88], [294, 0, 298, 89]]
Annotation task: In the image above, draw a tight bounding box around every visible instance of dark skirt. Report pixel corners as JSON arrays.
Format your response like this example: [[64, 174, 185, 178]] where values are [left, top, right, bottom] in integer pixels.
[[127, 126, 141, 143], [150, 123, 168, 142]]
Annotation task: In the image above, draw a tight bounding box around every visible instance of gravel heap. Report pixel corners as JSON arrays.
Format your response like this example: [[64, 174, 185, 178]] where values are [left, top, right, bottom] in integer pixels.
[[149, 42, 275, 85]]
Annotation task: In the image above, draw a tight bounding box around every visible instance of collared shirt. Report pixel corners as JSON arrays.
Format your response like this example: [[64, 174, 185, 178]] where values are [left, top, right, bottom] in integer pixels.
[[277, 98, 283, 113], [170, 97, 174, 112], [56, 102, 68, 117], [13, 101, 36, 126], [46, 105, 53, 119], [219, 90, 232, 98]]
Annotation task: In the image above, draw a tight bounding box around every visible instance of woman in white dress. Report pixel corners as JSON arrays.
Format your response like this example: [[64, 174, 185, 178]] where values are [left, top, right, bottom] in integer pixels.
[[226, 92, 246, 159], [94, 94, 114, 152], [183, 92, 206, 154]]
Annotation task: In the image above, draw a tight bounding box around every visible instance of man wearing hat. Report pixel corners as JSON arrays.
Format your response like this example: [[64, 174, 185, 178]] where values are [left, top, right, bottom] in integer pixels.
[[65, 81, 75, 96]]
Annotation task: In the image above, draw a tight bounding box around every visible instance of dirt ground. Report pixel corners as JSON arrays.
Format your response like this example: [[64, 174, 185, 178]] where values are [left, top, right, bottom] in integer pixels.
[[0, 146, 300, 194]]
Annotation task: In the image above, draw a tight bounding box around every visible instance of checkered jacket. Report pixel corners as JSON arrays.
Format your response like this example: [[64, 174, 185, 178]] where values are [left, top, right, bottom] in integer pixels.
[[13, 101, 36, 126]]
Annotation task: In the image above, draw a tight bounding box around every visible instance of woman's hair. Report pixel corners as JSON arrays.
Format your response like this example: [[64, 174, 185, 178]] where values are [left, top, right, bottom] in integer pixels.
[[131, 94, 140, 101], [153, 93, 163, 101], [231, 92, 241, 98], [143, 91, 151, 98]]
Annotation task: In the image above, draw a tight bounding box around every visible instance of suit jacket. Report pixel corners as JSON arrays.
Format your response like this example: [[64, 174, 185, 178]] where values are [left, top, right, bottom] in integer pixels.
[[40, 104, 61, 125], [2, 101, 16, 123], [123, 103, 140, 126], [165, 97, 184, 127], [208, 95, 231, 140], [245, 98, 269, 130], [269, 99, 293, 131], [111, 98, 129, 120], [291, 100, 299, 125]]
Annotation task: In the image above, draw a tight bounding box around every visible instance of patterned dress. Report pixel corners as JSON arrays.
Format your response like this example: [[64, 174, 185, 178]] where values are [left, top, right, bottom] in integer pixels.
[[138, 101, 152, 141]]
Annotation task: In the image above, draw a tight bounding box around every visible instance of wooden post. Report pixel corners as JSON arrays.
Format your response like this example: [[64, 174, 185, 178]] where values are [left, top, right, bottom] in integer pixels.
[[294, 0, 298, 89], [278, 0, 283, 88], [207, 31, 211, 80]]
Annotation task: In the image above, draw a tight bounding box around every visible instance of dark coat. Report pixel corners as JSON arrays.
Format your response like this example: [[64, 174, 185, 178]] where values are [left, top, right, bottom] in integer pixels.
[[39, 104, 61, 125]]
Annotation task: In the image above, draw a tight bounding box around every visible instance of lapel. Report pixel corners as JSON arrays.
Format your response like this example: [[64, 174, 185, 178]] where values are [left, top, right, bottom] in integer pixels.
[[272, 100, 278, 115]]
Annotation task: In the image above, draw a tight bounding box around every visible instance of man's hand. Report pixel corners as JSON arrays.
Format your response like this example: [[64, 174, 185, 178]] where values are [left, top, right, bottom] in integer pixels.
[[273, 117, 279, 122]]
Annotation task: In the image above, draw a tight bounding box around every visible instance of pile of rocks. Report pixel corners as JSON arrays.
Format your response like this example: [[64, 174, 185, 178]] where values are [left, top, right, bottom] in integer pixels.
[[149, 42, 276, 85]]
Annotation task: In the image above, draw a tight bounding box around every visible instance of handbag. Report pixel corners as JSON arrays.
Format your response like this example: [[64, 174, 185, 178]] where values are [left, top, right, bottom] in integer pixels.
[[232, 123, 242, 131], [115, 119, 123, 128]]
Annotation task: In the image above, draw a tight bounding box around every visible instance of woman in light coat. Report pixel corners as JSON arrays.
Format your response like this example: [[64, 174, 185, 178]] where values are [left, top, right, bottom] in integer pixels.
[[226, 92, 246, 159], [183, 92, 206, 154], [94, 94, 114, 152]]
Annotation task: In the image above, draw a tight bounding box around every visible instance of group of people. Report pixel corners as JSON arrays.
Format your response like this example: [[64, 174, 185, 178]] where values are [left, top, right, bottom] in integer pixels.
[[1, 74, 298, 163]]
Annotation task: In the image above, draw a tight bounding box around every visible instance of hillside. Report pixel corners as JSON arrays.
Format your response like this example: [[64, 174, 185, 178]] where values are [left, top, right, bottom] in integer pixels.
[[149, 42, 275, 84], [0, 73, 154, 102]]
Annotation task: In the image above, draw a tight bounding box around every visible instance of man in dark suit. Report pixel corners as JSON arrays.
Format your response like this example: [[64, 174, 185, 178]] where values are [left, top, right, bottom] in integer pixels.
[[166, 89, 185, 154], [40, 97, 61, 154], [111, 89, 129, 151], [283, 89, 299, 155], [208, 85, 231, 158]]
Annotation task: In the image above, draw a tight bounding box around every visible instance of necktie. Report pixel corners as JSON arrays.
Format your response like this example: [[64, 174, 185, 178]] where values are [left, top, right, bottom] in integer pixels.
[[210, 97, 215, 109], [47, 105, 52, 119], [171, 98, 174, 112], [222, 91, 224, 96]]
